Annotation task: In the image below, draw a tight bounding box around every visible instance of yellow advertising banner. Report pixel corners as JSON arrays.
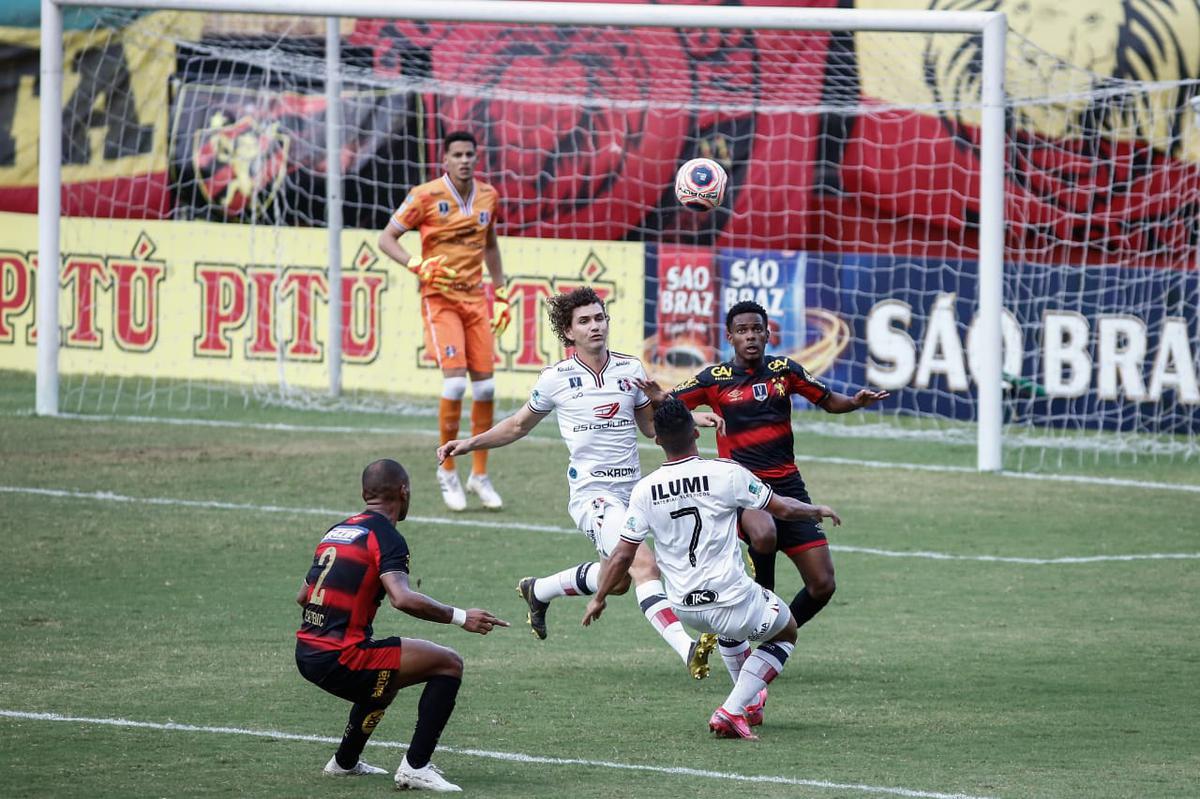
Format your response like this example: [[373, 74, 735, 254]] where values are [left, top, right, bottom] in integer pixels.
[[0, 12, 202, 188], [0, 213, 645, 400]]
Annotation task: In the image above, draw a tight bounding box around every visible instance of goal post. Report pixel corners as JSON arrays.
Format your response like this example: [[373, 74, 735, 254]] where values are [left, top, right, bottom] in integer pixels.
[[34, 0, 1008, 470]]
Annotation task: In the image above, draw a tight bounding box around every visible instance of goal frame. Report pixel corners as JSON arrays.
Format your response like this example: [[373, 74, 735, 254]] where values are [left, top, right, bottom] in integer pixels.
[[36, 0, 1007, 472]]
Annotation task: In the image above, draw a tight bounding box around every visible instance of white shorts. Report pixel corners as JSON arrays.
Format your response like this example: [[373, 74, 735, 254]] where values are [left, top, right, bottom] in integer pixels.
[[567, 493, 628, 559], [673, 587, 792, 643]]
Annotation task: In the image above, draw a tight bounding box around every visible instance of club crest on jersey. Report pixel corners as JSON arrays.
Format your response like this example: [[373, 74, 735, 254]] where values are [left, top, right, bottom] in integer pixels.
[[772, 377, 787, 396], [437, 200, 451, 216], [478, 210, 490, 225], [593, 402, 621, 419], [617, 377, 634, 392], [445, 344, 457, 358], [568, 376, 583, 389], [753, 383, 768, 401]]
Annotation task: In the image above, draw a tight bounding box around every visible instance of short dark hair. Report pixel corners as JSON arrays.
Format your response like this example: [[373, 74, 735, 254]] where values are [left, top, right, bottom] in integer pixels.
[[653, 397, 695, 454], [444, 130, 477, 150], [725, 300, 768, 332], [362, 458, 408, 502], [546, 286, 606, 347]]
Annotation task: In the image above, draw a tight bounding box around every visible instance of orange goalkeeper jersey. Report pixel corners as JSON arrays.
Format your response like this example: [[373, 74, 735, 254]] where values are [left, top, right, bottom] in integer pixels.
[[389, 174, 500, 304]]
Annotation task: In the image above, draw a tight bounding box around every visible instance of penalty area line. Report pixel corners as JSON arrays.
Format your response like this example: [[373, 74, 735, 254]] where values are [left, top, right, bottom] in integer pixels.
[[0, 709, 996, 799], [1, 485, 1197, 566]]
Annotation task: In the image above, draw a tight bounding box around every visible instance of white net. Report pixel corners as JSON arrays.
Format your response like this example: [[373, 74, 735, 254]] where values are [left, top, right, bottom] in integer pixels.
[[7, 3, 1199, 473]]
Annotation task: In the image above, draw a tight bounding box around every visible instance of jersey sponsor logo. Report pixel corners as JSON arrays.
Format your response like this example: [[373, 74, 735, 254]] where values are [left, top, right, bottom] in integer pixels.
[[594, 402, 621, 419], [613, 360, 630, 367], [682, 589, 719, 607], [753, 382, 768, 401], [557, 364, 575, 372], [768, 358, 790, 373], [727, 388, 744, 402], [571, 419, 633, 432], [437, 200, 451, 216], [568, 376, 584, 389], [710, 365, 734, 380], [322, 525, 368, 543], [650, 475, 710, 503], [674, 376, 699, 391], [591, 466, 637, 478]]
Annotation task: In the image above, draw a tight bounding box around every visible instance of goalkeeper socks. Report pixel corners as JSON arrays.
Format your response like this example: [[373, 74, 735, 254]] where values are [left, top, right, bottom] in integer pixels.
[[723, 641, 793, 715], [718, 637, 751, 685], [438, 398, 462, 471], [635, 579, 693, 663], [470, 398, 494, 475], [747, 545, 777, 590], [533, 562, 599, 602], [335, 701, 387, 769], [406, 675, 461, 770], [790, 587, 831, 628]]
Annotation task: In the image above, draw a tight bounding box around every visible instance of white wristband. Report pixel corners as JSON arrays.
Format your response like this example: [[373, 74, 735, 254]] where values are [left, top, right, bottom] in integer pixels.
[[450, 607, 467, 627]]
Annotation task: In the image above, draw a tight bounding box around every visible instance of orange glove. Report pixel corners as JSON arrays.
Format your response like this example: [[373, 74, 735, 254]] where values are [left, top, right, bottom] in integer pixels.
[[406, 255, 456, 292], [491, 283, 512, 336]]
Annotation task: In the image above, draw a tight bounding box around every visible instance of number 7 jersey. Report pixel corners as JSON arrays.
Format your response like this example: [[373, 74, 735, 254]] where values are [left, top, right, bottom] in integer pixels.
[[620, 456, 773, 609]]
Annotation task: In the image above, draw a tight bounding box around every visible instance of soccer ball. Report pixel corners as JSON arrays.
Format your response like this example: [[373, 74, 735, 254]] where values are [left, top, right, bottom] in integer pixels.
[[674, 157, 728, 211]]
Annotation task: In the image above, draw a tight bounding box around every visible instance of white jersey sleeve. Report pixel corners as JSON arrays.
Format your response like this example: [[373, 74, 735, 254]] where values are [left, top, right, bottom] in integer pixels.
[[632, 361, 651, 409], [619, 483, 652, 546], [527, 368, 556, 414], [727, 461, 773, 510]]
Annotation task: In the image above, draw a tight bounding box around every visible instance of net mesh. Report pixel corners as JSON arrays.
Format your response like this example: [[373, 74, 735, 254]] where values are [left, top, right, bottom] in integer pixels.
[[15, 5, 1200, 470]]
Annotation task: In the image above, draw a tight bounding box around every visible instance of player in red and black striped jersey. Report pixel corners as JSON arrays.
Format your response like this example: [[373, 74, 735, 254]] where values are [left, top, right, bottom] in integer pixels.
[[295, 458, 508, 790], [642, 300, 888, 641]]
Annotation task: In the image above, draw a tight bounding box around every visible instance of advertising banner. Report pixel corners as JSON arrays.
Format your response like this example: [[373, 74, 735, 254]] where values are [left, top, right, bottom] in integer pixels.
[[0, 213, 644, 401]]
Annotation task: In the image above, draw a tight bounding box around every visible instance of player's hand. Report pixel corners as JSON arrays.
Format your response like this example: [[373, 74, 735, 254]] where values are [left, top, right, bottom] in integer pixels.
[[491, 283, 512, 336], [635, 377, 668, 405], [407, 255, 457, 292], [852, 389, 890, 408], [692, 411, 725, 436], [463, 609, 510, 635], [816, 505, 841, 527], [437, 439, 470, 464], [581, 596, 607, 626]]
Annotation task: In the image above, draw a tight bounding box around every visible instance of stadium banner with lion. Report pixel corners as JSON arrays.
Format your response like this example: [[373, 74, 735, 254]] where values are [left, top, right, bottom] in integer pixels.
[[0, 213, 643, 400]]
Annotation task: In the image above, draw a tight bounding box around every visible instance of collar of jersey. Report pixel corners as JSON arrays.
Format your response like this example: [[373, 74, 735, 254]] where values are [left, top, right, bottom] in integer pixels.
[[572, 351, 610, 383], [661, 455, 701, 466], [441, 174, 476, 216]]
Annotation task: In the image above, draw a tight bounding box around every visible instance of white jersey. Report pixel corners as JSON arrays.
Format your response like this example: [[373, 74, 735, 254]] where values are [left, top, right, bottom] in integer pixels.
[[620, 456, 773, 609], [527, 351, 651, 503]]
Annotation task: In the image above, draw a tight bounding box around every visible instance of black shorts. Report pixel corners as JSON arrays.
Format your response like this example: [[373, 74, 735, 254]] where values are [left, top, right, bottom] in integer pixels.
[[739, 472, 828, 556], [296, 637, 404, 706]]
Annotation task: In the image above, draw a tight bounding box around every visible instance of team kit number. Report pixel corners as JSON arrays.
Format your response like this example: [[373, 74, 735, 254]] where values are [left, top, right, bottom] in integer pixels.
[[669, 506, 703, 567]]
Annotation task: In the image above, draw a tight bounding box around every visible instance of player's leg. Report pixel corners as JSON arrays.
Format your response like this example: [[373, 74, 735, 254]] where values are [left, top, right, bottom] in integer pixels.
[[738, 508, 778, 590], [464, 300, 503, 508], [390, 637, 466, 791], [785, 542, 836, 628], [422, 296, 469, 511]]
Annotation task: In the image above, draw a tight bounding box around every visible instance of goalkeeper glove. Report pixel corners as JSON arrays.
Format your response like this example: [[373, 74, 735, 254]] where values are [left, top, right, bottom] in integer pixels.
[[406, 255, 456, 293], [491, 283, 512, 336]]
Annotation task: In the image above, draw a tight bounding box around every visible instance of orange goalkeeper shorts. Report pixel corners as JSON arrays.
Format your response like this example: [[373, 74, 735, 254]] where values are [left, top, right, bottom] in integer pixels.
[[421, 293, 496, 373]]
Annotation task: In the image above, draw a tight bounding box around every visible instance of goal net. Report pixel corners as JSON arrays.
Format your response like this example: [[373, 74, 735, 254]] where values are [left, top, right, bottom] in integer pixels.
[[7, 2, 1199, 473]]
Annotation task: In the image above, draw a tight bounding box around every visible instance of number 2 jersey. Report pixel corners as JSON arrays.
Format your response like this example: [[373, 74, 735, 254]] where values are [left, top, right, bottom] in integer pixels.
[[526, 351, 651, 505], [295, 511, 411, 655], [620, 456, 773, 609]]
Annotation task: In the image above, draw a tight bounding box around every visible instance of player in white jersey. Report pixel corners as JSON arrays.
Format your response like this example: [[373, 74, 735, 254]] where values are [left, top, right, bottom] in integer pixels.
[[582, 398, 841, 739], [437, 287, 732, 678]]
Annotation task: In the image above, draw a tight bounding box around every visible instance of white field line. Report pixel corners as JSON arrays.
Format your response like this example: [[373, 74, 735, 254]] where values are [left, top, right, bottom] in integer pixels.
[[33, 411, 1200, 495], [0, 709, 995, 799], [2, 485, 1197, 566]]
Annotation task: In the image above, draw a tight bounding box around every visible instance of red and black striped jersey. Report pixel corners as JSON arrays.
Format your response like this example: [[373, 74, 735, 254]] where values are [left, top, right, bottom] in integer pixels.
[[672, 356, 829, 480], [296, 510, 410, 654]]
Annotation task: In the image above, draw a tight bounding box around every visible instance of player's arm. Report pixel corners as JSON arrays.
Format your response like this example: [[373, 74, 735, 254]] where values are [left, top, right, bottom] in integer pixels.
[[484, 226, 512, 335], [581, 538, 638, 626], [437, 403, 546, 463], [764, 493, 841, 527], [295, 579, 309, 607], [380, 571, 509, 634], [378, 222, 416, 268], [634, 402, 656, 437], [818, 388, 890, 414]]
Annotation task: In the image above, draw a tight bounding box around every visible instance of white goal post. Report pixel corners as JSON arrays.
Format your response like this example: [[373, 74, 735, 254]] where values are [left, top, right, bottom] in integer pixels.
[[36, 0, 1008, 472]]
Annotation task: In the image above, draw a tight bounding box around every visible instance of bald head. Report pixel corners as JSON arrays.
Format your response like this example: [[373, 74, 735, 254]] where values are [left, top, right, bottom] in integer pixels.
[[362, 458, 409, 507]]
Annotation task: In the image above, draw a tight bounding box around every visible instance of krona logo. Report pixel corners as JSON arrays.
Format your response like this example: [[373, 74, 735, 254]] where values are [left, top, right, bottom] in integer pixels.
[[593, 402, 621, 419]]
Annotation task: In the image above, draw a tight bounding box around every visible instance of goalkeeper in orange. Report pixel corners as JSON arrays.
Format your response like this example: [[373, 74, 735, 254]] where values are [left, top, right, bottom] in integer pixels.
[[379, 130, 511, 512]]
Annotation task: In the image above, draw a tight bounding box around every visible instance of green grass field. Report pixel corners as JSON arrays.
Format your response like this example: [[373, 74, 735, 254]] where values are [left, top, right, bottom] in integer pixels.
[[0, 371, 1197, 798]]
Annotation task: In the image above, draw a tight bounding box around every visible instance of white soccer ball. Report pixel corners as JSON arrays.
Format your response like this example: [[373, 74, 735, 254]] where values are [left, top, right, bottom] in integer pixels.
[[674, 157, 728, 211]]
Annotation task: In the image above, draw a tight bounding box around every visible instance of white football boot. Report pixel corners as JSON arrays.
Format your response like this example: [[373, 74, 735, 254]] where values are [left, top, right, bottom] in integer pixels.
[[436, 468, 467, 512], [394, 756, 462, 792], [322, 755, 388, 776], [466, 473, 503, 509]]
